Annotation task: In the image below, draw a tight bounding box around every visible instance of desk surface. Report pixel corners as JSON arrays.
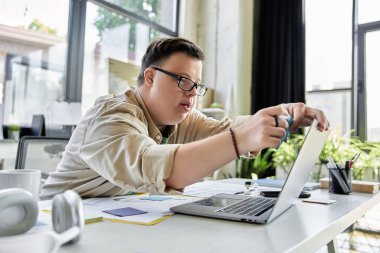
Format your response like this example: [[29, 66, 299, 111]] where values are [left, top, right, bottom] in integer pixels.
[[0, 139, 18, 158], [58, 186, 380, 253], [0, 140, 17, 170]]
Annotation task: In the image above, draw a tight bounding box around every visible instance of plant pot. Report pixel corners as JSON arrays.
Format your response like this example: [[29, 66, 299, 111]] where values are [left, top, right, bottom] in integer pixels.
[[275, 165, 291, 180], [8, 130, 20, 141], [361, 167, 380, 182]]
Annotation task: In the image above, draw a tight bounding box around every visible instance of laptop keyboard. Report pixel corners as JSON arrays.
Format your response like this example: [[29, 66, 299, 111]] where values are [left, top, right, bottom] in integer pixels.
[[216, 197, 276, 217]]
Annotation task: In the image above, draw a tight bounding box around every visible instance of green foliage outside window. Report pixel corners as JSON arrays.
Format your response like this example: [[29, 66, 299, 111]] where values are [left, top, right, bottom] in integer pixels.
[[28, 19, 57, 35], [93, 0, 161, 52]]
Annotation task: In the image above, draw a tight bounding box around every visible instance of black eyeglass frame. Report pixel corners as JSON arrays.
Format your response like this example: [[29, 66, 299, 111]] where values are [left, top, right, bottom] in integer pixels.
[[151, 67, 208, 96]]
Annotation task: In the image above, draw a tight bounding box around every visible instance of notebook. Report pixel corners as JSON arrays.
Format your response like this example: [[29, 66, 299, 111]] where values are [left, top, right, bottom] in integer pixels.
[[170, 120, 330, 224]]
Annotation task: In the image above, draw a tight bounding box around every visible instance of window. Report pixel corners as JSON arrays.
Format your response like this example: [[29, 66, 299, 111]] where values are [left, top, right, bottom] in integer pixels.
[[305, 0, 380, 141], [305, 0, 352, 135], [364, 31, 380, 141], [0, 0, 179, 135], [0, 0, 69, 126], [81, 0, 178, 112], [357, 0, 380, 141], [358, 0, 380, 24], [102, 0, 178, 32], [307, 90, 351, 134]]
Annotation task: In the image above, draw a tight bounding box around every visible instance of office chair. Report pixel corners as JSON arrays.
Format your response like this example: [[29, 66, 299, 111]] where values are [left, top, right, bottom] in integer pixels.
[[15, 136, 69, 179]]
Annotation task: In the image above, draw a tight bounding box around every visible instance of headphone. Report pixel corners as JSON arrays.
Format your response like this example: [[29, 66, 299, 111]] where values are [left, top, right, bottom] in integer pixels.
[[0, 188, 84, 251]]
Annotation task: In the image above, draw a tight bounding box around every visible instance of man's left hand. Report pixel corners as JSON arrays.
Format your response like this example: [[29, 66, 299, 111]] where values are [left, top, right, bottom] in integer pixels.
[[281, 103, 329, 132]]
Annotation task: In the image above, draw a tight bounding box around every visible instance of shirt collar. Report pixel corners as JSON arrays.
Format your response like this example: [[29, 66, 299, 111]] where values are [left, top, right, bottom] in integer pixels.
[[133, 87, 177, 142]]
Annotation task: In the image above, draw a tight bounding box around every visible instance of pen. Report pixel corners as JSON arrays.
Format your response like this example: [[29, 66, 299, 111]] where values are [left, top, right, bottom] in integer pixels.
[[352, 152, 361, 164], [348, 152, 361, 168], [345, 160, 351, 172], [327, 156, 338, 169]]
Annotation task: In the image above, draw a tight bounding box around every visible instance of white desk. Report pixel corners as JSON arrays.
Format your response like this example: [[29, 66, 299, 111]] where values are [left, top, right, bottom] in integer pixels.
[[0, 139, 18, 158], [58, 187, 380, 253], [0, 140, 17, 170]]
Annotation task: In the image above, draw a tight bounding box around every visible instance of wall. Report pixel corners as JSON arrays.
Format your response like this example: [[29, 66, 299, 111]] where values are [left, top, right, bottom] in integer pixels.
[[179, 0, 254, 117], [179, 0, 254, 178]]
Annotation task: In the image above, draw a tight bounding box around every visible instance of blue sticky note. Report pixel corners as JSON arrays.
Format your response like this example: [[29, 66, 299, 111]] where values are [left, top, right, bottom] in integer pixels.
[[140, 196, 171, 201], [103, 207, 147, 217]]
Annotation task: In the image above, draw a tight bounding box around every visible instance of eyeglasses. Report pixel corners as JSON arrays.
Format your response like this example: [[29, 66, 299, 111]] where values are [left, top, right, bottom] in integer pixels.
[[152, 67, 208, 96]]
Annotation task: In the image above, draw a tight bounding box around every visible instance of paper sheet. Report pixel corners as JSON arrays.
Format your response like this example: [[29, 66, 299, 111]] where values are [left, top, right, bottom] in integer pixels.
[[82, 195, 200, 225], [38, 180, 249, 226]]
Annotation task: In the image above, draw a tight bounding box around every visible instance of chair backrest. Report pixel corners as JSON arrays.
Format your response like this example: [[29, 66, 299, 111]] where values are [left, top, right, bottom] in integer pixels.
[[15, 136, 69, 179], [30, 115, 46, 136]]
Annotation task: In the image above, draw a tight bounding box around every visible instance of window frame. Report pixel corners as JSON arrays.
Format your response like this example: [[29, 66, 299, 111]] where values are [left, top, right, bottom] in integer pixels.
[[353, 0, 380, 140], [65, 0, 180, 102], [356, 20, 380, 140]]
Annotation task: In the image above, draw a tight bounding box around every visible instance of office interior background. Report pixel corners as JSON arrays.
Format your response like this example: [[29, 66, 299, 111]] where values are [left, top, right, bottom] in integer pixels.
[[0, 0, 379, 141], [0, 0, 375, 139], [0, 1, 379, 252]]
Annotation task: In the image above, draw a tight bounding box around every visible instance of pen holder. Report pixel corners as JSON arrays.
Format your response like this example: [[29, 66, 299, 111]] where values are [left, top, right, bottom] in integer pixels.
[[328, 167, 352, 194]]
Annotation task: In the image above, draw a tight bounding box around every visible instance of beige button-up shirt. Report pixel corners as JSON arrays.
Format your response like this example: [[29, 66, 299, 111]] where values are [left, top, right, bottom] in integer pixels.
[[40, 87, 246, 199]]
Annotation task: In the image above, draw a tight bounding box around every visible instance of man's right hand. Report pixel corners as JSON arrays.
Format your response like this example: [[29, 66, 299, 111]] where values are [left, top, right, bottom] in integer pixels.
[[235, 105, 291, 154]]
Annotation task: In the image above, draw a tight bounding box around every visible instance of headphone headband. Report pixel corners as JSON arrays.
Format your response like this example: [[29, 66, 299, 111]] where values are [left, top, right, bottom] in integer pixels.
[[0, 188, 38, 236], [0, 188, 83, 246]]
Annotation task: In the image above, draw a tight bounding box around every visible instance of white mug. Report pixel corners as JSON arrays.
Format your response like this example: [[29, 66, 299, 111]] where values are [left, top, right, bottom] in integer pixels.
[[0, 170, 41, 200]]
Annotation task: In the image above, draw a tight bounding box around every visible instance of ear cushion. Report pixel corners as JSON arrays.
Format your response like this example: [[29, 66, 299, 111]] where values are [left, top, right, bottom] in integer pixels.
[[52, 190, 84, 244], [0, 188, 38, 236]]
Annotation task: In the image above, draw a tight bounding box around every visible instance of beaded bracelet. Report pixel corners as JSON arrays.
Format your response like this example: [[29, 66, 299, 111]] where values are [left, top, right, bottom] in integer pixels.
[[229, 128, 240, 160]]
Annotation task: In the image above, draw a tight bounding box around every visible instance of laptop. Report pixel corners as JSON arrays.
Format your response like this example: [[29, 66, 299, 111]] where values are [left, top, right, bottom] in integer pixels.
[[170, 119, 331, 224]]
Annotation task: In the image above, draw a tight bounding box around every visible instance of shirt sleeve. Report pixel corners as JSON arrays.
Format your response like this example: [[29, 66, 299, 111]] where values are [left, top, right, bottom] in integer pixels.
[[176, 110, 250, 143], [79, 103, 180, 194]]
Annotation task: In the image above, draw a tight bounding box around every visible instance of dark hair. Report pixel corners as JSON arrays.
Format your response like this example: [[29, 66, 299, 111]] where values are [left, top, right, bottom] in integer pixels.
[[137, 37, 204, 86]]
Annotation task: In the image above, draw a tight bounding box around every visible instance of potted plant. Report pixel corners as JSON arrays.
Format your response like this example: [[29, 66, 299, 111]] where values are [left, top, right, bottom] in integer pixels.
[[235, 149, 274, 180], [315, 130, 361, 181], [271, 134, 305, 179], [8, 124, 20, 141], [272, 129, 380, 182], [350, 141, 380, 181], [232, 128, 379, 182]]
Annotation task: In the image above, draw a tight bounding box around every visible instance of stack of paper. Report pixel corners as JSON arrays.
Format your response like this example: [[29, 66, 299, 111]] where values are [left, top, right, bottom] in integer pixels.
[[82, 195, 200, 225], [91, 180, 250, 224], [38, 180, 252, 227]]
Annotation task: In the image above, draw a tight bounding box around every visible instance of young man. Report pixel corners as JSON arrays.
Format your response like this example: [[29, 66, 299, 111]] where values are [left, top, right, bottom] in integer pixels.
[[41, 38, 329, 199]]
